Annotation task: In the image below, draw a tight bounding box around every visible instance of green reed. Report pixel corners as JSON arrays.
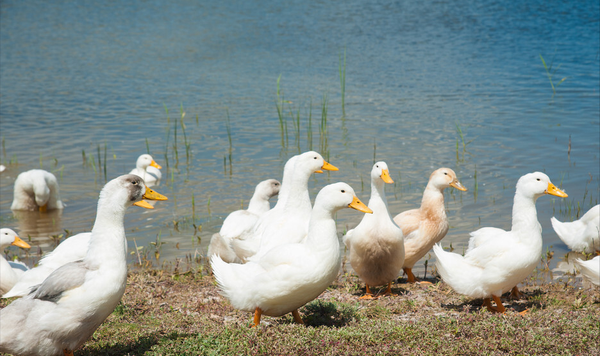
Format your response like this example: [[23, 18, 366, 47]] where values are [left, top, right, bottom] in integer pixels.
[[191, 192, 196, 225], [319, 92, 329, 154], [276, 75, 287, 147], [173, 120, 179, 166], [146, 138, 150, 154], [339, 47, 346, 117], [473, 165, 478, 202], [539, 53, 566, 95], [455, 122, 474, 162], [180, 104, 191, 163]]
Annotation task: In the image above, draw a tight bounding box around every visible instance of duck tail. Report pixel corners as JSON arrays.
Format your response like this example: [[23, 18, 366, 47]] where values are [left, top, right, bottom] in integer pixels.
[[433, 244, 485, 297], [551, 217, 584, 251], [574, 258, 600, 286]]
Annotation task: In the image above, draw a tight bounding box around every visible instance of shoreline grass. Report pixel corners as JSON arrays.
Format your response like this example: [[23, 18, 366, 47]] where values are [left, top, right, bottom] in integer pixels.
[[4, 267, 594, 356]]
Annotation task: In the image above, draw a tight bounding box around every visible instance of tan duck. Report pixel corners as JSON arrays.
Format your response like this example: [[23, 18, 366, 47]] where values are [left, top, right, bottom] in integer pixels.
[[393, 168, 466, 283]]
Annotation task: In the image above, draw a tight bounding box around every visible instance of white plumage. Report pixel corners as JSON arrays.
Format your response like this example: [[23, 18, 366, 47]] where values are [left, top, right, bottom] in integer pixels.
[[0, 228, 31, 295], [344, 161, 404, 298], [11, 169, 64, 211], [433, 172, 567, 313], [3, 232, 91, 298], [211, 182, 371, 326], [129, 154, 162, 187], [574, 256, 599, 286], [551, 204, 599, 254], [231, 152, 338, 262], [0, 174, 167, 356], [208, 179, 281, 263]]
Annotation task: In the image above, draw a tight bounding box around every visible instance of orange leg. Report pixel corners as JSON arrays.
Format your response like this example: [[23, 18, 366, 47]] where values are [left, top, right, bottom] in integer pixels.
[[383, 282, 397, 296], [492, 295, 506, 313], [510, 286, 523, 300], [292, 309, 304, 325], [39, 204, 48, 212], [404, 267, 417, 283], [63, 350, 74, 356], [359, 284, 377, 300], [403, 267, 432, 285], [251, 307, 262, 328], [484, 296, 506, 313]]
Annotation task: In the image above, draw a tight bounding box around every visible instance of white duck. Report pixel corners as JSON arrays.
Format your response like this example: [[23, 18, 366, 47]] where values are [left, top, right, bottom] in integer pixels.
[[433, 172, 567, 313], [3, 232, 91, 298], [208, 179, 281, 263], [231, 152, 338, 262], [344, 161, 404, 299], [574, 256, 599, 286], [1, 228, 31, 295], [0, 174, 167, 356], [393, 168, 466, 283], [212, 182, 371, 326], [11, 169, 64, 211], [551, 204, 599, 254], [130, 154, 162, 187]]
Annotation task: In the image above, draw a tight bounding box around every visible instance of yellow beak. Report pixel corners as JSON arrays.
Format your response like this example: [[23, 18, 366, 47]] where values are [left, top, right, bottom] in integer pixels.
[[381, 169, 394, 184], [450, 179, 467, 191], [348, 196, 373, 214], [545, 182, 568, 198], [316, 160, 339, 174], [133, 187, 168, 209], [150, 160, 162, 170], [12, 236, 31, 249]]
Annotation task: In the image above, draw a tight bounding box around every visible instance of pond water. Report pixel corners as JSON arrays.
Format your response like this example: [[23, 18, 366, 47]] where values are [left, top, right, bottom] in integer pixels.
[[1, 0, 598, 277]]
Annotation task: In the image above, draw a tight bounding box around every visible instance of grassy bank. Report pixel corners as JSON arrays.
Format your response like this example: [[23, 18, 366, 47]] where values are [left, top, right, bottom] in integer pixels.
[[4, 267, 596, 356]]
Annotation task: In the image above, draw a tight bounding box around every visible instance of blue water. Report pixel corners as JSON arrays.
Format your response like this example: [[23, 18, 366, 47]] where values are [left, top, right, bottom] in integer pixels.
[[1, 0, 598, 274]]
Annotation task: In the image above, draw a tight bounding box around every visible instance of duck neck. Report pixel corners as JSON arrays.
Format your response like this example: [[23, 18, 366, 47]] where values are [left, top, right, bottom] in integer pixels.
[[85, 201, 128, 269], [368, 179, 388, 214], [420, 184, 446, 220], [511, 193, 541, 234], [247, 193, 270, 215], [284, 170, 312, 212], [305, 206, 340, 254]]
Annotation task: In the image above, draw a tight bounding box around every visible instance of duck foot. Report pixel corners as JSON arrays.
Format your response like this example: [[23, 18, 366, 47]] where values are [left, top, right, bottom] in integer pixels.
[[359, 284, 379, 300], [403, 267, 432, 285], [382, 282, 397, 297], [518, 309, 529, 316], [63, 350, 74, 356]]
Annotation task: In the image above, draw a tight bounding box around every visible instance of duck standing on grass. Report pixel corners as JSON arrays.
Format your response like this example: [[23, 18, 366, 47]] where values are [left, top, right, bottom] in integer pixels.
[[208, 179, 281, 263], [11, 169, 65, 211], [433, 172, 567, 313], [0, 228, 31, 295], [393, 168, 467, 283], [344, 161, 404, 299], [0, 174, 167, 356], [212, 182, 371, 326]]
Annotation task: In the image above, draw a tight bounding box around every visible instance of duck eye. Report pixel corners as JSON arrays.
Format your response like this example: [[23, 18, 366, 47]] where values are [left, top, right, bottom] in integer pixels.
[[341, 190, 346, 193], [536, 178, 541, 181], [444, 172, 448, 175], [132, 181, 138, 185]]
